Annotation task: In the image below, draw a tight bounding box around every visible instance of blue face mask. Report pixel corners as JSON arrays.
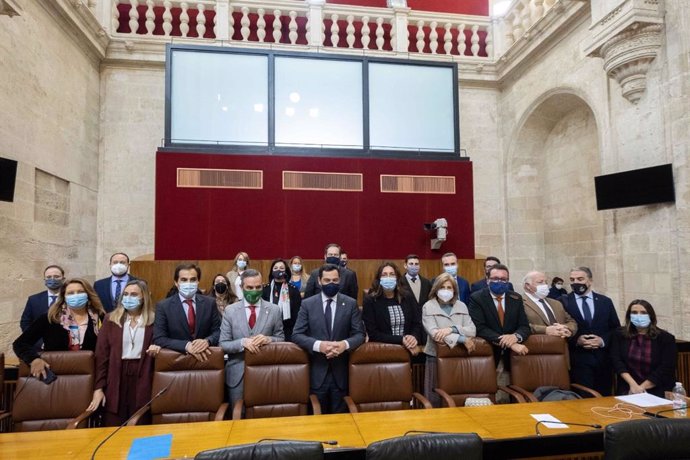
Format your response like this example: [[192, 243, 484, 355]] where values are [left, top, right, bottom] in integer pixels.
[[444, 265, 458, 277], [407, 265, 420, 277], [291, 264, 302, 273], [630, 314, 651, 328], [489, 281, 510, 296], [321, 282, 340, 297], [45, 278, 63, 291], [178, 282, 198, 299], [380, 277, 397, 291], [122, 296, 141, 311], [65, 293, 88, 309], [237, 260, 247, 270]]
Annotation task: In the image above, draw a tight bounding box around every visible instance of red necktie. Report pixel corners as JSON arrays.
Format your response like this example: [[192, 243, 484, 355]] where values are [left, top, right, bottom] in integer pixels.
[[496, 296, 504, 327], [185, 299, 196, 337], [248, 305, 256, 329]]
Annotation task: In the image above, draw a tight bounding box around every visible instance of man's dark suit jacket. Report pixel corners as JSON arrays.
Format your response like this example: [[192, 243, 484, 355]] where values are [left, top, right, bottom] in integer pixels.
[[153, 294, 221, 353], [470, 279, 514, 294], [468, 288, 531, 368], [304, 267, 359, 301], [291, 293, 366, 390], [362, 293, 423, 344], [94, 275, 138, 313], [20, 291, 51, 332], [400, 275, 432, 307]]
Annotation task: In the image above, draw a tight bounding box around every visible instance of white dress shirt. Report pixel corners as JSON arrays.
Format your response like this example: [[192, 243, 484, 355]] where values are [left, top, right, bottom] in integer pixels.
[[122, 315, 145, 359]]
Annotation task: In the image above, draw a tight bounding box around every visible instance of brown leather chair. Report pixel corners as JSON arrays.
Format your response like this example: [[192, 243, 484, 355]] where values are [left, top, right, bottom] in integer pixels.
[[128, 347, 228, 425], [12, 351, 95, 431], [504, 335, 601, 402], [344, 342, 431, 413], [0, 353, 10, 432], [434, 338, 498, 407], [232, 342, 321, 419]]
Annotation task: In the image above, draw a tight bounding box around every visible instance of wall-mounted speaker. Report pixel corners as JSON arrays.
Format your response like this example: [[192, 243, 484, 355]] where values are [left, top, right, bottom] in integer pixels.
[[0, 157, 18, 202]]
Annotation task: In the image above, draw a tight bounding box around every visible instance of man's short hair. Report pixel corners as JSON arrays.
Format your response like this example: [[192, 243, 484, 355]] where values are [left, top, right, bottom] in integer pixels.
[[488, 264, 510, 278], [318, 263, 340, 279], [324, 243, 341, 255], [174, 262, 201, 281], [110, 252, 130, 264], [485, 256, 501, 264], [441, 252, 457, 260], [405, 254, 420, 263], [44, 265, 65, 276], [570, 266, 593, 279], [240, 269, 262, 286]]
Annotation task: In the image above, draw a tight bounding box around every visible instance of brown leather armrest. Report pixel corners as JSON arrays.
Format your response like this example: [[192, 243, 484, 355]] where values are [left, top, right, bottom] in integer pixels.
[[506, 385, 539, 402], [309, 394, 322, 415], [412, 392, 433, 409], [498, 385, 526, 403], [126, 404, 150, 426], [66, 409, 95, 429], [232, 399, 244, 420], [344, 396, 358, 413], [434, 388, 457, 408], [215, 402, 229, 421], [571, 383, 602, 398]]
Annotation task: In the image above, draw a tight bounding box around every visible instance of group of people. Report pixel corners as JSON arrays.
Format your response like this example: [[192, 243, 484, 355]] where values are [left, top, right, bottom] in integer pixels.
[[13, 244, 677, 425]]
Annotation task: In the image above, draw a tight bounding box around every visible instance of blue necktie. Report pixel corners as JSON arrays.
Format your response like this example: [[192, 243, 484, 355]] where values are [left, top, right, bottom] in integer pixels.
[[325, 299, 333, 339], [581, 296, 592, 326], [49, 295, 57, 306], [114, 279, 123, 307]]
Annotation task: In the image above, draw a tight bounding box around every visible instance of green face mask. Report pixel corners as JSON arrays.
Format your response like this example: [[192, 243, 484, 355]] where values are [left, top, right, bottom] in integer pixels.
[[243, 289, 262, 305]]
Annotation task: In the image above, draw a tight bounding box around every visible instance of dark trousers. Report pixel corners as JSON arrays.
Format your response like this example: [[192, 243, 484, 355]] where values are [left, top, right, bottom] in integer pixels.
[[312, 371, 347, 414], [570, 349, 613, 396], [103, 359, 148, 426]]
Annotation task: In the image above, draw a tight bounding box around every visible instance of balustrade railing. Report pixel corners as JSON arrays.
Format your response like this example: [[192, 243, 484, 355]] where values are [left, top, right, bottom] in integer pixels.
[[499, 0, 558, 48]]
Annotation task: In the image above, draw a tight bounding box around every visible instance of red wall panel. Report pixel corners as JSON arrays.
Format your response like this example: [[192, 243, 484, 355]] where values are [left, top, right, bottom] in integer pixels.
[[155, 151, 474, 260], [327, 0, 489, 16]]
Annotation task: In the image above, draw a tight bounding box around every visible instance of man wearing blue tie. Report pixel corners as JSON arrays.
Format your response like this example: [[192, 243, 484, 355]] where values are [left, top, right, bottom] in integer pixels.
[[563, 266, 621, 395], [20, 265, 65, 332], [94, 253, 137, 312]]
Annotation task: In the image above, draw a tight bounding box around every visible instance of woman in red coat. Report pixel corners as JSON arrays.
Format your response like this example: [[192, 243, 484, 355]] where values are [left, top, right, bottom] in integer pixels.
[[88, 279, 161, 426]]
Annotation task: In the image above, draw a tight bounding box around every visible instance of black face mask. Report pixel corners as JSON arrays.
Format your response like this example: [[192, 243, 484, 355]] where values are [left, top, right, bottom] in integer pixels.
[[571, 283, 589, 295], [214, 283, 228, 294], [326, 256, 340, 266], [273, 270, 286, 280]]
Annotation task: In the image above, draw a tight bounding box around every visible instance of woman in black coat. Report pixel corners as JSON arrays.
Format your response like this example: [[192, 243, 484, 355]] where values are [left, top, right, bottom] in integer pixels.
[[362, 261, 423, 355], [609, 299, 677, 397], [262, 258, 301, 341]]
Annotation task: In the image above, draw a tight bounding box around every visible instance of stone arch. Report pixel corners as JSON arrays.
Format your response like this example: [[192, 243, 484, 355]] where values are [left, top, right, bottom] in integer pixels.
[[505, 90, 605, 289]]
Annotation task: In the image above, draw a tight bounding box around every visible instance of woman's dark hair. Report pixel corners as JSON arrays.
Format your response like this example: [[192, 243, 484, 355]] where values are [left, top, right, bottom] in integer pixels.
[[623, 299, 660, 339], [208, 273, 238, 303], [367, 261, 410, 302], [551, 277, 564, 286], [267, 258, 292, 282]]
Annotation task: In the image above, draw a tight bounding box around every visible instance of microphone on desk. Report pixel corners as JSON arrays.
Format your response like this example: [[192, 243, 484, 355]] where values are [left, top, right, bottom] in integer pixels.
[[90, 384, 171, 460], [256, 438, 338, 445], [534, 420, 602, 437], [646, 407, 685, 418]]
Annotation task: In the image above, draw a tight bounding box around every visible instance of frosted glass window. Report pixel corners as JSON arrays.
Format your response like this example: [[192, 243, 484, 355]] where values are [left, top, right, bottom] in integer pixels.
[[275, 57, 363, 149], [369, 63, 456, 152], [170, 51, 268, 145]]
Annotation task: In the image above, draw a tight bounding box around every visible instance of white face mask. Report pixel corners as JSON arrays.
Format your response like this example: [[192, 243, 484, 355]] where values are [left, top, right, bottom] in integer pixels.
[[111, 262, 128, 276], [437, 288, 454, 303], [535, 284, 550, 299]]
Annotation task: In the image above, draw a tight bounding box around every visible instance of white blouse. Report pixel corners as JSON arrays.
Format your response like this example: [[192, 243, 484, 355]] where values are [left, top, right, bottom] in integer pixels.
[[121, 315, 145, 359]]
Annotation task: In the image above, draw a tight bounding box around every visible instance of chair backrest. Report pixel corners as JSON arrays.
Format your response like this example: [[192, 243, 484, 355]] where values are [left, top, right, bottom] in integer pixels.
[[604, 418, 690, 460], [348, 342, 413, 412], [195, 441, 324, 460], [151, 347, 225, 424], [436, 339, 497, 406], [12, 351, 94, 431], [509, 335, 570, 392], [243, 342, 311, 419], [366, 433, 483, 460]]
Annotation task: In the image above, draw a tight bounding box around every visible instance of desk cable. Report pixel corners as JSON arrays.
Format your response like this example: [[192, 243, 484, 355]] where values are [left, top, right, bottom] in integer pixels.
[[590, 403, 646, 420]]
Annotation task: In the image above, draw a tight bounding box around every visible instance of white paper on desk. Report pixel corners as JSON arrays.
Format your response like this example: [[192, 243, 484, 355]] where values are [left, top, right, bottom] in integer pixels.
[[615, 393, 673, 407], [530, 414, 567, 429]]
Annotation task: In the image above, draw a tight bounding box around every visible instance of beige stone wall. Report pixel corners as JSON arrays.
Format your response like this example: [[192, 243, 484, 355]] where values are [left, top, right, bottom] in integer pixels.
[[0, 2, 100, 353]]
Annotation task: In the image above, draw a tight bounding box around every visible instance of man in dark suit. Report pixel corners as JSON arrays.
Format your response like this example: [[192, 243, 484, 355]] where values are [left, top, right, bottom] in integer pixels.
[[20, 265, 65, 335], [94, 252, 138, 312], [471, 256, 514, 293], [440, 252, 471, 304], [563, 266, 620, 395], [153, 262, 221, 361], [399, 254, 431, 346], [304, 243, 358, 300], [292, 264, 366, 414]]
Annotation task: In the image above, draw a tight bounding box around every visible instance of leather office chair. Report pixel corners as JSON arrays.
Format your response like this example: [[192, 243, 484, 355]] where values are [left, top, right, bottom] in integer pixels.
[[195, 441, 324, 460], [128, 347, 228, 425], [504, 335, 601, 403], [345, 342, 431, 413], [232, 342, 321, 419], [11, 351, 95, 431], [604, 418, 690, 460], [366, 433, 483, 460], [0, 353, 10, 432], [434, 339, 497, 407]]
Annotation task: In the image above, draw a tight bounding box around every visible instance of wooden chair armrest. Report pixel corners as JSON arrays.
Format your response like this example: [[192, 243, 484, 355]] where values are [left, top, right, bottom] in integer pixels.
[[232, 399, 244, 420], [0, 411, 10, 433], [507, 385, 539, 402], [412, 392, 433, 409], [215, 402, 229, 421], [498, 385, 526, 403], [344, 396, 358, 413], [309, 394, 322, 415], [126, 404, 150, 426], [66, 409, 95, 429], [433, 388, 457, 408], [571, 383, 602, 398]]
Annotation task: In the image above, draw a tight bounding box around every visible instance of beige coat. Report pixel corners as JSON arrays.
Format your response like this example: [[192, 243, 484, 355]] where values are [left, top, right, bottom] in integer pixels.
[[422, 298, 476, 357]]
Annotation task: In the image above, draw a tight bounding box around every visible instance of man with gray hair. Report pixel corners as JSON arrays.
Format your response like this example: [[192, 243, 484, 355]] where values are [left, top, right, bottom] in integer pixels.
[[521, 271, 577, 337], [562, 266, 620, 395]]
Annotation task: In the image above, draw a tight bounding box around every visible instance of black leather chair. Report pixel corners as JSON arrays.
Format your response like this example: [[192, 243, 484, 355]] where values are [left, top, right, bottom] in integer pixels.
[[195, 441, 324, 460], [604, 418, 690, 460], [366, 433, 482, 460]]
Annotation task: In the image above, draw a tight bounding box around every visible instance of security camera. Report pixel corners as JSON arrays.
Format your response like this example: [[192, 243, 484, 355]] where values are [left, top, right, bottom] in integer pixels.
[[423, 218, 448, 250]]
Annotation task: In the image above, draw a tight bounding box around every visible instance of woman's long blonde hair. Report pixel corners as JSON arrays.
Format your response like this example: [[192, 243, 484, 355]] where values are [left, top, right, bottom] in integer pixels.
[[108, 279, 155, 327], [47, 278, 105, 323]]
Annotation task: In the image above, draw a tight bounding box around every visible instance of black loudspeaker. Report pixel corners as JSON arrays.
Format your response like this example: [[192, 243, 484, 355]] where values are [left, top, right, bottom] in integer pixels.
[[0, 157, 18, 202], [594, 163, 675, 210]]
